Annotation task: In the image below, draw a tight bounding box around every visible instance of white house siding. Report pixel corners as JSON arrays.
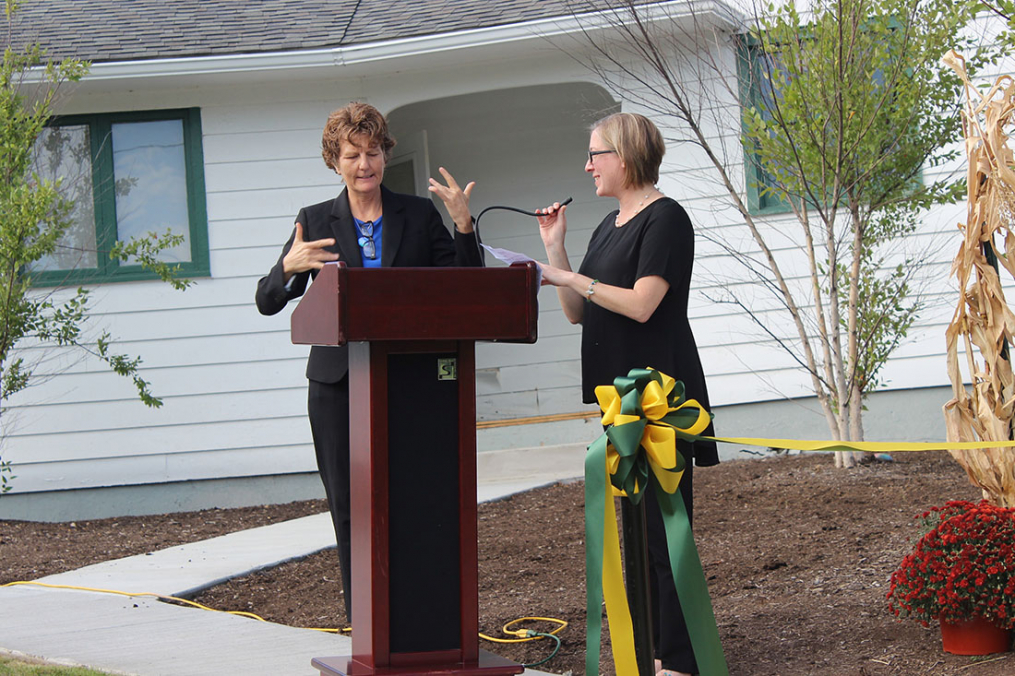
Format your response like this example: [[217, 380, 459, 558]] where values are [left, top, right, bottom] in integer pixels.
[[1, 8, 1001, 517], [0, 34, 636, 509]]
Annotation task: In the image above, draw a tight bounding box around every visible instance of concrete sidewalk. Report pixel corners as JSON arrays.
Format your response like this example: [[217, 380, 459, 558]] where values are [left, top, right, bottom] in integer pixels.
[[0, 443, 587, 676]]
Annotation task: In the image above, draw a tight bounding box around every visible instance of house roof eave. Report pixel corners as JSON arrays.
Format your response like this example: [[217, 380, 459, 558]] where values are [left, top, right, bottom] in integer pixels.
[[75, 0, 744, 85]]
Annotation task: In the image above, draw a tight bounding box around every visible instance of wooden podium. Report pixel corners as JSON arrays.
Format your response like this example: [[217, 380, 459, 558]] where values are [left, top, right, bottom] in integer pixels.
[[290, 262, 538, 676]]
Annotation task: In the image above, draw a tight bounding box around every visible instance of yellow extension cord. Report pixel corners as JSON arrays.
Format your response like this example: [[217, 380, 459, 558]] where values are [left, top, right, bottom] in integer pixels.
[[479, 616, 568, 643], [1, 580, 567, 645], [1, 580, 347, 633]]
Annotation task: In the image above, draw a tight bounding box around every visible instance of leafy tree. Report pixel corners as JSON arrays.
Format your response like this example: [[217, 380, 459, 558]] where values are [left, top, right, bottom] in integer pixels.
[[0, 0, 188, 492], [983, 1, 1015, 40], [568, 0, 990, 466]]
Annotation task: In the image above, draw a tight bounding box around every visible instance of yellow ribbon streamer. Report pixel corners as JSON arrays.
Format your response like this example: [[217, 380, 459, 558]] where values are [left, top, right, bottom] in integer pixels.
[[601, 463, 638, 674]]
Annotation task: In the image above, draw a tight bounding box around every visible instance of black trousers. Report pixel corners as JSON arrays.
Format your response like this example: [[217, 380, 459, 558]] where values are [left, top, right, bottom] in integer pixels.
[[647, 444, 697, 674], [307, 377, 352, 622]]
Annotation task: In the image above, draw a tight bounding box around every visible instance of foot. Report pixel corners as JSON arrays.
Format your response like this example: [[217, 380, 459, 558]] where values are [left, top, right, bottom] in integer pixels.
[[656, 671, 692, 676]]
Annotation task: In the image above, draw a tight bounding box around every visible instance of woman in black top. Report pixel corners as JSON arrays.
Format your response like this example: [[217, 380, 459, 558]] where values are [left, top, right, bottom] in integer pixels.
[[537, 112, 716, 676]]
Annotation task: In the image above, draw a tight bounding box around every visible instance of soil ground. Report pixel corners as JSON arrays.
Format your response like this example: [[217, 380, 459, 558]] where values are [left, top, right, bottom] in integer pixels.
[[2, 452, 1013, 675]]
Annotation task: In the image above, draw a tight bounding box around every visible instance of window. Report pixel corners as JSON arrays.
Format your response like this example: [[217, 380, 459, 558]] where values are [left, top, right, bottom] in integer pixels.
[[737, 38, 791, 215], [738, 26, 917, 217], [30, 108, 210, 285]]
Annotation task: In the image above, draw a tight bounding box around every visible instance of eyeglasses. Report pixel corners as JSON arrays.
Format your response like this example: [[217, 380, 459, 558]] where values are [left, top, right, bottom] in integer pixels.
[[588, 149, 617, 164], [357, 220, 376, 260]]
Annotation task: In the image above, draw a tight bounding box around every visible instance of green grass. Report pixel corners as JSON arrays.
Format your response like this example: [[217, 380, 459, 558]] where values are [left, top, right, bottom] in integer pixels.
[[0, 655, 111, 675]]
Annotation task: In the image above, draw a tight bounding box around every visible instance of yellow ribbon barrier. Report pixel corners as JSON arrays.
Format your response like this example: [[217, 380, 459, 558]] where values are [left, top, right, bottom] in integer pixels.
[[703, 437, 1015, 453]]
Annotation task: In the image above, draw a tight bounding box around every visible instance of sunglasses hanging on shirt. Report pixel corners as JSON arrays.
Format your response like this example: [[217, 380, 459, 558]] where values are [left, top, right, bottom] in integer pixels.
[[357, 219, 376, 260]]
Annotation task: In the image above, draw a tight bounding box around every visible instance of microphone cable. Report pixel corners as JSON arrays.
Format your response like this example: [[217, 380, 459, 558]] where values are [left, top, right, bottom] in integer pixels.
[[471, 197, 573, 265], [474, 197, 573, 231]]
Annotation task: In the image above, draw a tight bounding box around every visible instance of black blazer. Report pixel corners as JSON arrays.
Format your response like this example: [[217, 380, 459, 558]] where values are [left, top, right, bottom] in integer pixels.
[[256, 186, 484, 383]]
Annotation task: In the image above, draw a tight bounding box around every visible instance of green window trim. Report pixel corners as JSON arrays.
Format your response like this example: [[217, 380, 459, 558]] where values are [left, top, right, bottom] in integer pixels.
[[31, 107, 210, 287], [736, 35, 793, 216]]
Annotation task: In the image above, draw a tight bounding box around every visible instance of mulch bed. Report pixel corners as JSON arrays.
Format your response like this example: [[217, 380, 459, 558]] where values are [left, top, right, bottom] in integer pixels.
[[2, 452, 1013, 675]]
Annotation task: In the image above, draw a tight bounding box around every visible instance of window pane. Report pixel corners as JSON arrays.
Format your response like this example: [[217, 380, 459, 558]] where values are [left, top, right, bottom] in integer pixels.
[[111, 119, 191, 263], [32, 125, 98, 270], [746, 47, 791, 213]]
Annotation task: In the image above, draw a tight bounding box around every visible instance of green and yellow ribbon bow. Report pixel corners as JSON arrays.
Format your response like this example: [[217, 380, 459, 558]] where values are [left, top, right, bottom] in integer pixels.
[[585, 367, 728, 676]]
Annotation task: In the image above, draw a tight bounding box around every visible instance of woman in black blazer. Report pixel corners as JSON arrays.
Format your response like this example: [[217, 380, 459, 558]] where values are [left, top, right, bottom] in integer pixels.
[[255, 102, 483, 623]]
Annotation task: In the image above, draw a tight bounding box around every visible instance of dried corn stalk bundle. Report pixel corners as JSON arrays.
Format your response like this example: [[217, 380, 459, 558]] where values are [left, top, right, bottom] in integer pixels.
[[942, 50, 1015, 508]]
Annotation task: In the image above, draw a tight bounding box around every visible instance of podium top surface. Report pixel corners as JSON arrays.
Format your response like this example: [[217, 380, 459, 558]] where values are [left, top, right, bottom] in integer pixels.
[[291, 262, 539, 345]]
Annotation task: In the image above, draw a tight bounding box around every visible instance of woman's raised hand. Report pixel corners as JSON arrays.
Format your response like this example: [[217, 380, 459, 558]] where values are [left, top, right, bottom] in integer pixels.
[[536, 202, 568, 250], [428, 167, 475, 232], [282, 222, 338, 280]]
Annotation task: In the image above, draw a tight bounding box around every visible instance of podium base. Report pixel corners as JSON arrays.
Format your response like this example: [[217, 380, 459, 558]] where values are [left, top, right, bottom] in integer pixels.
[[312, 650, 524, 675]]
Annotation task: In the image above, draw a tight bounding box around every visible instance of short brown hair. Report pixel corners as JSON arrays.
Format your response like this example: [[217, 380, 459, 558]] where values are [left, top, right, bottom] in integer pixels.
[[321, 102, 396, 170], [593, 113, 665, 188]]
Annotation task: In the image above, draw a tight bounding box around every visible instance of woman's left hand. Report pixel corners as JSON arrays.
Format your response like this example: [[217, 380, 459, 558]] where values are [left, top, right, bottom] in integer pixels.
[[536, 261, 573, 287], [428, 167, 475, 232]]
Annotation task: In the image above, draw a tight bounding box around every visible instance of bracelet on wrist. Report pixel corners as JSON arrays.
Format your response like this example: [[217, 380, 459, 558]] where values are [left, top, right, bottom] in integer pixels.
[[585, 278, 599, 300]]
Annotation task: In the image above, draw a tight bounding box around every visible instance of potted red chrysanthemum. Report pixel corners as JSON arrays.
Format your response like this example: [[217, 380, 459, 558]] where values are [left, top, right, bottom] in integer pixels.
[[887, 500, 1015, 655]]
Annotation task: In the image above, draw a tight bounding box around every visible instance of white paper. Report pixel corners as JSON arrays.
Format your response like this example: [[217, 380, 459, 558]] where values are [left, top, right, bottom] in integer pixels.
[[481, 244, 543, 286]]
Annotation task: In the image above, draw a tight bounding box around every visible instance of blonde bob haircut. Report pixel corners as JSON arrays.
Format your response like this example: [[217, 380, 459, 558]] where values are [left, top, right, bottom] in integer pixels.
[[592, 112, 665, 188], [321, 102, 397, 171]]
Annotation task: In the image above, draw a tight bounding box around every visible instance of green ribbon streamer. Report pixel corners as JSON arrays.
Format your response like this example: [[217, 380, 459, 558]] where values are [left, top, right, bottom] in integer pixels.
[[585, 433, 609, 676], [585, 368, 729, 676], [655, 470, 728, 676]]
